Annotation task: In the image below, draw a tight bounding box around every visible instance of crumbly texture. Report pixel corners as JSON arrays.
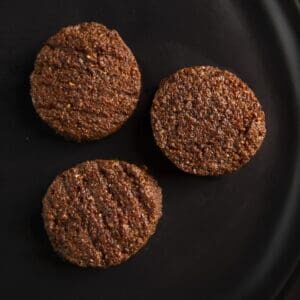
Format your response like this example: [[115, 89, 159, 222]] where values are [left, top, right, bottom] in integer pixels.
[[42, 160, 162, 267], [151, 66, 266, 176], [31, 22, 141, 141]]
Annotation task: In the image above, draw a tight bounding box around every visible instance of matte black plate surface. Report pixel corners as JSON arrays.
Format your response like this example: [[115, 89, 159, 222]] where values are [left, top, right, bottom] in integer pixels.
[[1, 0, 300, 299]]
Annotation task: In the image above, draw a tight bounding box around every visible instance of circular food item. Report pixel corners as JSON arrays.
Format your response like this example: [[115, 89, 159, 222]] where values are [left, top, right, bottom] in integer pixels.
[[42, 159, 162, 268], [151, 66, 266, 176], [30, 22, 141, 141]]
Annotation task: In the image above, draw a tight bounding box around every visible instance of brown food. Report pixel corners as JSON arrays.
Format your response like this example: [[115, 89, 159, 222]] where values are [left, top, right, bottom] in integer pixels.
[[30, 22, 141, 141], [151, 66, 266, 175], [42, 159, 162, 267]]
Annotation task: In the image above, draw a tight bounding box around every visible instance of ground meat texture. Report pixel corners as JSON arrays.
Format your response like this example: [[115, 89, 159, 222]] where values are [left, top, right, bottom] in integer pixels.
[[30, 22, 141, 141], [151, 66, 266, 176], [42, 160, 162, 267]]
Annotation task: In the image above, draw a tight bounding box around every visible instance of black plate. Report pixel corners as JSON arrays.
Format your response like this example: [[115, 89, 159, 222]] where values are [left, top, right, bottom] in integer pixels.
[[1, 0, 300, 299]]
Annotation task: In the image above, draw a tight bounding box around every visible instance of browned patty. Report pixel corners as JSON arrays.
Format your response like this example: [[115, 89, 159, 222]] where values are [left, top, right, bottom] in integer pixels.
[[42, 159, 162, 267], [31, 22, 141, 141], [151, 66, 266, 176]]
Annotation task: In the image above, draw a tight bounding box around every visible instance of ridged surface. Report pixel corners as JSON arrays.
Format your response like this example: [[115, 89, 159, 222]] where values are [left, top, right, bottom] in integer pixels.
[[42, 160, 162, 267]]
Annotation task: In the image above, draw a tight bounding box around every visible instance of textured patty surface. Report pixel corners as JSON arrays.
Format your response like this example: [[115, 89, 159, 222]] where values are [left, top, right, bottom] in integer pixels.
[[31, 22, 141, 141], [151, 66, 266, 175], [42, 160, 162, 267]]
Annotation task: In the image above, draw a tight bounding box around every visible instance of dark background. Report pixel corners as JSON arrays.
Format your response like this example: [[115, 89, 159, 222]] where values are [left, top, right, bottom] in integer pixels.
[[0, 0, 299, 299]]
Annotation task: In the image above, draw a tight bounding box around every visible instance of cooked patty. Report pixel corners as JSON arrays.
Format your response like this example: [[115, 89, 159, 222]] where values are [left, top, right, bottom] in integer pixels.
[[42, 159, 162, 267], [151, 66, 266, 175], [31, 22, 141, 141]]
